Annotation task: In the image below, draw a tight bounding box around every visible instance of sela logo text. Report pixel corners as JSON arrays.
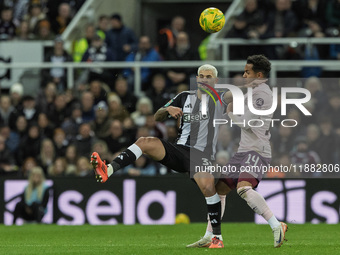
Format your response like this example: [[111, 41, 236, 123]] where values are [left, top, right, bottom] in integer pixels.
[[183, 112, 209, 122]]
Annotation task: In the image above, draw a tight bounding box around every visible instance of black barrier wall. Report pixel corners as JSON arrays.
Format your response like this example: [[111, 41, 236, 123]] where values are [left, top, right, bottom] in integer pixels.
[[1, 176, 340, 225]]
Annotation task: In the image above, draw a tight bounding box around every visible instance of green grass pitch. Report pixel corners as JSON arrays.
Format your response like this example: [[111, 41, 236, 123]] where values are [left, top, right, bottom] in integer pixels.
[[0, 223, 339, 255]]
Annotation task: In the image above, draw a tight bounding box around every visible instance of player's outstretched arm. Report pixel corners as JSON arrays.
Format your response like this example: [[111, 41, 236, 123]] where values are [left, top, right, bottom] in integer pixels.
[[154, 106, 183, 121]]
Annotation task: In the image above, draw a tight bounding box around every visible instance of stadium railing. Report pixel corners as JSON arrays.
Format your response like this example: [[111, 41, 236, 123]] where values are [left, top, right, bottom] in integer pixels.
[[1, 59, 340, 95], [211, 37, 340, 62]]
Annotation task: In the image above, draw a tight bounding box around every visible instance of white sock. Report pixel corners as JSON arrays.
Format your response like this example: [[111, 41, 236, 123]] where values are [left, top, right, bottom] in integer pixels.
[[205, 193, 220, 204], [237, 187, 280, 229], [238, 187, 273, 220], [268, 215, 281, 230], [128, 144, 143, 159], [204, 230, 213, 238], [214, 234, 223, 241], [107, 164, 113, 177]]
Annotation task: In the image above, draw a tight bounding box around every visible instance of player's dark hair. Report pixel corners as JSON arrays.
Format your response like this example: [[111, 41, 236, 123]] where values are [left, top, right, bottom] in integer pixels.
[[247, 55, 271, 78]]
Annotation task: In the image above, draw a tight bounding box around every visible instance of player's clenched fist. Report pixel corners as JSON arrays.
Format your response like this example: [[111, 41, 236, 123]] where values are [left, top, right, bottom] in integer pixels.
[[167, 106, 183, 119]]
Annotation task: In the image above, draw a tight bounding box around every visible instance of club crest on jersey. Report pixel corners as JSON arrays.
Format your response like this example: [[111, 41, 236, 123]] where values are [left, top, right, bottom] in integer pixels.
[[256, 98, 264, 107], [183, 112, 209, 122]]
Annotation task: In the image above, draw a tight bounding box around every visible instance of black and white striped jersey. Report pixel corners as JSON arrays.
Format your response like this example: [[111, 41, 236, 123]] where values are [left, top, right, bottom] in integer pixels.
[[164, 90, 227, 160]]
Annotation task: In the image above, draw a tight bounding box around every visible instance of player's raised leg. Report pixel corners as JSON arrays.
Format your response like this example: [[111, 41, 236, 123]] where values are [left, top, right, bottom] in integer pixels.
[[237, 178, 288, 248], [91, 137, 165, 183]]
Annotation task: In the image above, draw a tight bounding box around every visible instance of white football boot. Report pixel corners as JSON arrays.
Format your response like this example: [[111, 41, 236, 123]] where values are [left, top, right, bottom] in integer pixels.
[[186, 233, 213, 248], [273, 222, 288, 248]]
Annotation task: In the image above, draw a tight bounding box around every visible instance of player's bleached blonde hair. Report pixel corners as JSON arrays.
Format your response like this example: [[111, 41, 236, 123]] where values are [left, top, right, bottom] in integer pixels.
[[197, 64, 218, 78]]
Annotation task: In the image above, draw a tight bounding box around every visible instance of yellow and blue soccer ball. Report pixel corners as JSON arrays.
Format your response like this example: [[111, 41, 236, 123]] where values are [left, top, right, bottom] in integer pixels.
[[199, 7, 225, 33]]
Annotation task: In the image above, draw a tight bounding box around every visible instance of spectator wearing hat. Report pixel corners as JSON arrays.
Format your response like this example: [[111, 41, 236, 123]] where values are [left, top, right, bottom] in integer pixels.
[[42, 36, 73, 92], [9, 83, 24, 110], [90, 101, 112, 140], [81, 33, 116, 86], [0, 7, 16, 40], [18, 95, 40, 126], [105, 13, 138, 61]]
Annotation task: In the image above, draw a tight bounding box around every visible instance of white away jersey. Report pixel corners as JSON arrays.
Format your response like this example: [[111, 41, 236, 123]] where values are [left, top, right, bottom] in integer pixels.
[[229, 83, 273, 158]]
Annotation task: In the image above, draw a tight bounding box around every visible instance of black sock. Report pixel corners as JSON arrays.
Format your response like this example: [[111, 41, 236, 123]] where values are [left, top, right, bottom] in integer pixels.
[[208, 201, 221, 235], [110, 149, 137, 172]]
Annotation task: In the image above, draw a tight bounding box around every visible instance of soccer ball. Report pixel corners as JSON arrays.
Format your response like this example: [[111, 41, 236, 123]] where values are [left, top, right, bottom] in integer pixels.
[[175, 213, 190, 224], [199, 7, 225, 33]]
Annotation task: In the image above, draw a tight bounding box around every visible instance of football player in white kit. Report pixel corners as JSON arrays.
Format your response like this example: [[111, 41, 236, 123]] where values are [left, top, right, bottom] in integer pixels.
[[187, 55, 288, 248]]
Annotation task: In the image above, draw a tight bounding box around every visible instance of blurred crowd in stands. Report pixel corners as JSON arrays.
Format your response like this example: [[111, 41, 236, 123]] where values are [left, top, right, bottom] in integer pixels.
[[0, 0, 85, 40], [0, 0, 340, 178], [227, 0, 340, 61]]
